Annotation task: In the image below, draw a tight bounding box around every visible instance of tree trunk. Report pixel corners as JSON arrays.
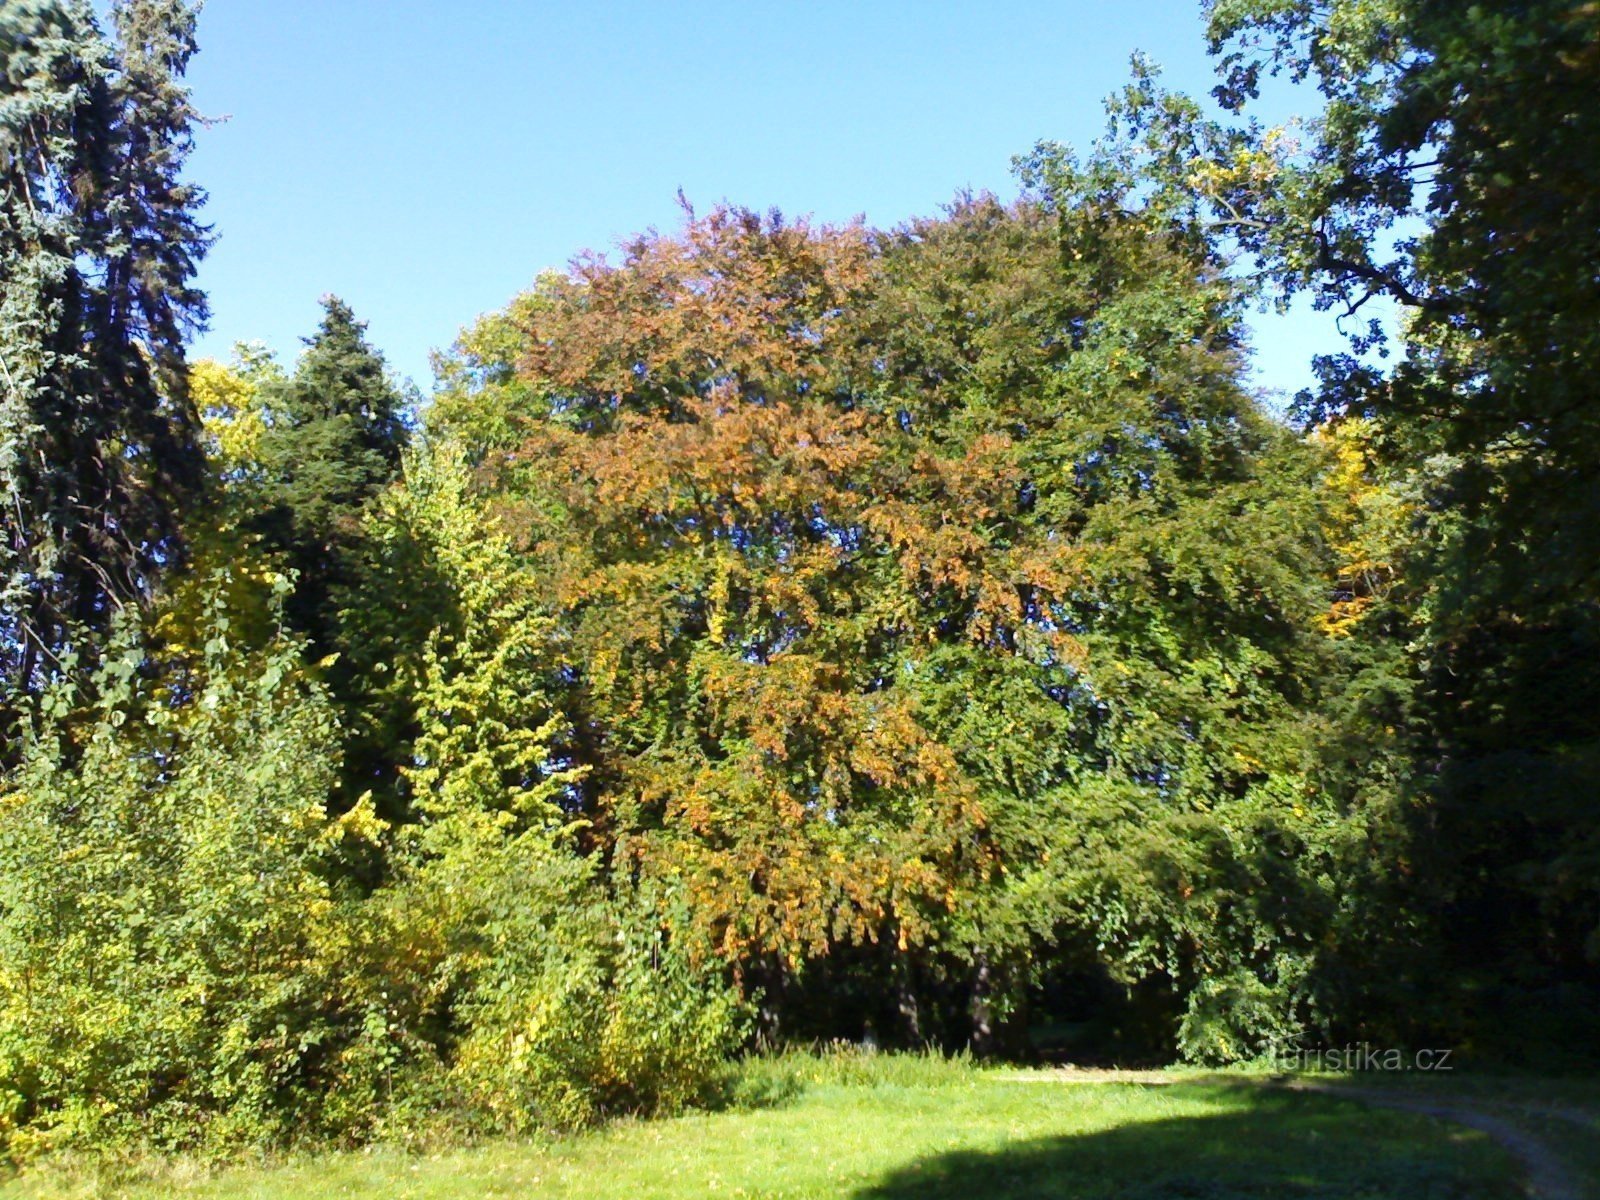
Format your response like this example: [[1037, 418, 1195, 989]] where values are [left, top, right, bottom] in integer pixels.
[[969, 951, 997, 1057], [894, 947, 924, 1047]]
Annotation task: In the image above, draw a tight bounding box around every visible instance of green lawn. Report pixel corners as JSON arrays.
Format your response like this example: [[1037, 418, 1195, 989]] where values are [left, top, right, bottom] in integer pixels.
[[3, 1063, 1526, 1200]]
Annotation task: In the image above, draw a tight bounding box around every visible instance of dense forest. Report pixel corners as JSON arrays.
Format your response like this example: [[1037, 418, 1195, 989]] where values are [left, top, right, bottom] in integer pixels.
[[1, 0, 1596, 1158]]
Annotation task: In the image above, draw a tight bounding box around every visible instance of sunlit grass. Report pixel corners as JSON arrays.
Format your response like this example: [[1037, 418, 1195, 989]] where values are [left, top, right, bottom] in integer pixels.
[[2, 1055, 1525, 1200]]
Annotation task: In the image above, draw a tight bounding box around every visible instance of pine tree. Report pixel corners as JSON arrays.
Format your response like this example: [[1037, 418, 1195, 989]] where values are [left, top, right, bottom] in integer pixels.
[[0, 0, 210, 695]]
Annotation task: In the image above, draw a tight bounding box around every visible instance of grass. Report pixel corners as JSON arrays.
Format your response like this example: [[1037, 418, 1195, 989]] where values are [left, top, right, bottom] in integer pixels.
[[1320, 1067, 1600, 1188], [1, 1054, 1527, 1200]]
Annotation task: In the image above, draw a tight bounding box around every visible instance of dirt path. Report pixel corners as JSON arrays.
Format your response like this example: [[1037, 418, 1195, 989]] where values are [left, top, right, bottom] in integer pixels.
[[1006, 1068, 1589, 1200], [1283, 1080, 1586, 1200]]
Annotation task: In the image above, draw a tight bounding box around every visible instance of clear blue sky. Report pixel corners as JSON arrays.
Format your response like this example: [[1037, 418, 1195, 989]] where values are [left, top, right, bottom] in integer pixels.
[[183, 0, 1357, 402]]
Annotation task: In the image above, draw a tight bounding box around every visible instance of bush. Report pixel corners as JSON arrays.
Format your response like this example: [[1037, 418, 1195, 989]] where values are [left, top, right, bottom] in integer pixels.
[[0, 586, 748, 1161], [375, 813, 749, 1135], [1176, 969, 1307, 1067], [0, 617, 380, 1158]]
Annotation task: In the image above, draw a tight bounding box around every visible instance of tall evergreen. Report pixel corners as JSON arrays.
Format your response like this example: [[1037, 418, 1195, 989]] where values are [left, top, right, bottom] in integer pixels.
[[251, 297, 410, 815], [0, 0, 209, 695], [253, 295, 409, 648]]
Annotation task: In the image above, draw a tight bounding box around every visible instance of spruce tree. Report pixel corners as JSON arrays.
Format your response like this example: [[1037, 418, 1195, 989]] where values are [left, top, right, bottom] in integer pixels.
[[0, 0, 209, 695], [253, 295, 409, 649], [250, 297, 410, 816]]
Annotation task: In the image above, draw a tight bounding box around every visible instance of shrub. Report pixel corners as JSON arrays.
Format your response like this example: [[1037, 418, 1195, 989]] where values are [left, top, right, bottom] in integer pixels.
[[0, 591, 749, 1160], [378, 813, 749, 1134], [0, 614, 381, 1158], [1176, 969, 1307, 1067]]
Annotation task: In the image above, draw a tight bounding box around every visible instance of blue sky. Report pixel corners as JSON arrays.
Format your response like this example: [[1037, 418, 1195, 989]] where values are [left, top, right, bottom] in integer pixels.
[[183, 1, 1359, 402]]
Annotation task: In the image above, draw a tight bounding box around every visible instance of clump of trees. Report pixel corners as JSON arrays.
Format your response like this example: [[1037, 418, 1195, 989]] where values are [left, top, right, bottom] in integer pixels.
[[1, 0, 1595, 1162]]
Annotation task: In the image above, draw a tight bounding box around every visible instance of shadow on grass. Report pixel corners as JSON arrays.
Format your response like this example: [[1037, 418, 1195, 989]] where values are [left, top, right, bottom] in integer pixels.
[[851, 1087, 1520, 1200], [706, 1047, 985, 1116]]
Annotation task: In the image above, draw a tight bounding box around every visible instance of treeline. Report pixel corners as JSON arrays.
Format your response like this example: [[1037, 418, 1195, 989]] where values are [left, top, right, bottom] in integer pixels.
[[1, 0, 1597, 1158]]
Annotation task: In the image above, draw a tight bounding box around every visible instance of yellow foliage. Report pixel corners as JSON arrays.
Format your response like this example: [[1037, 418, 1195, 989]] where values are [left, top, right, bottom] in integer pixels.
[[1310, 418, 1407, 637]]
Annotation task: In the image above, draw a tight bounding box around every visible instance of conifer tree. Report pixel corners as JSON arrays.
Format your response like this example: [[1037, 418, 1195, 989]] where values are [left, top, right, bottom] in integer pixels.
[[252, 296, 409, 649], [246, 297, 410, 815], [0, 0, 210, 695]]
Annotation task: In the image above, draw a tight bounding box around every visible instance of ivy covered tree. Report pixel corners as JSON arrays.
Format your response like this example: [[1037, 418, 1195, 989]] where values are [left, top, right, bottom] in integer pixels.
[[0, 0, 209, 697]]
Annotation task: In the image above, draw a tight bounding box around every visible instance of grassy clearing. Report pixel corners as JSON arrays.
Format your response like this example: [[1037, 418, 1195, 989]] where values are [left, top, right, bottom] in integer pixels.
[[2, 1056, 1525, 1200]]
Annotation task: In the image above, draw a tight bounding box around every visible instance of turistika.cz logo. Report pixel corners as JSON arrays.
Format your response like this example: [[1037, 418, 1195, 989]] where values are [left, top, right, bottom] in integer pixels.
[[1272, 1044, 1455, 1072]]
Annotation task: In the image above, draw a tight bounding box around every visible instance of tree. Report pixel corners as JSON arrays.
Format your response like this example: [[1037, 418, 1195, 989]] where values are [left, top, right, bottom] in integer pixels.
[[335, 443, 583, 828], [862, 187, 1340, 1057], [443, 196, 1344, 1053], [427, 275, 563, 464], [1198, 0, 1600, 1040], [191, 343, 282, 486], [244, 298, 411, 810], [252, 296, 409, 643], [0, 0, 210, 696], [495, 208, 981, 1004]]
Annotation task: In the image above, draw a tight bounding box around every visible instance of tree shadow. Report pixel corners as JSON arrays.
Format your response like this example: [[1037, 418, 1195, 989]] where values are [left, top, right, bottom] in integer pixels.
[[850, 1086, 1518, 1200]]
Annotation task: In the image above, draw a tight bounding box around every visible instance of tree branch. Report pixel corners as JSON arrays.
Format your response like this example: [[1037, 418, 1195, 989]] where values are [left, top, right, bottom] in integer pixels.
[[1314, 226, 1457, 313]]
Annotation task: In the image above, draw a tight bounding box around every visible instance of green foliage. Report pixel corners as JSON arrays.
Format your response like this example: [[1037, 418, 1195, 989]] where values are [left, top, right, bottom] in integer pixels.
[[330, 445, 751, 1131], [250, 296, 410, 643], [191, 345, 286, 493], [426, 277, 563, 462], [234, 298, 413, 812], [6, 0, 1596, 1166], [344, 443, 580, 828], [0, 574, 746, 1160], [1176, 969, 1309, 1066], [254, 298, 409, 559], [415, 824, 749, 1132], [1197, 0, 1600, 1030]]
